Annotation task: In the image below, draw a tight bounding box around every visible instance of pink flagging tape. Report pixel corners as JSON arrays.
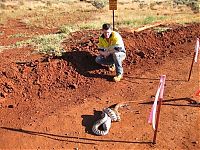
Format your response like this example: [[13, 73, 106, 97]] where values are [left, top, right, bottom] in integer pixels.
[[148, 85, 161, 128], [194, 38, 199, 63], [148, 75, 166, 130], [159, 75, 166, 99]]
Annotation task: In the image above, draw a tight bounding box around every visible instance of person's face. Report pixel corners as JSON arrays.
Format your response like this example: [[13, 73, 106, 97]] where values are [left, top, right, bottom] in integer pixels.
[[103, 28, 112, 39]]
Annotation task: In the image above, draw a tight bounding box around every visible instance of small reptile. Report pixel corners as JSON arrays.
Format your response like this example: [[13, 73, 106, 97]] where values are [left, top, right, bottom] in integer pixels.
[[104, 100, 146, 122], [92, 100, 146, 135], [92, 112, 112, 136]]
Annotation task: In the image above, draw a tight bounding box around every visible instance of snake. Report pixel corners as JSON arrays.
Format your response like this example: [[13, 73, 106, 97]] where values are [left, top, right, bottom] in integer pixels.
[[103, 100, 144, 122], [92, 100, 147, 135], [103, 107, 121, 122], [92, 112, 112, 136]]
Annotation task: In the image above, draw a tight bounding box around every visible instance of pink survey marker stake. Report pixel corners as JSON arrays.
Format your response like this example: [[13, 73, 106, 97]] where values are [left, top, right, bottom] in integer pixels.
[[148, 75, 166, 130], [148, 75, 166, 144], [148, 84, 161, 128], [194, 38, 199, 63], [188, 38, 199, 81]]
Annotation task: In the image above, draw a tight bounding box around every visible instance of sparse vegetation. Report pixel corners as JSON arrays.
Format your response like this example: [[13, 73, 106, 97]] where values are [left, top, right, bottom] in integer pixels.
[[9, 33, 29, 38], [15, 33, 67, 56], [59, 25, 78, 34], [116, 15, 167, 28], [143, 16, 157, 25], [91, 0, 107, 9], [0, 31, 4, 35], [153, 26, 171, 33], [0, 46, 4, 52], [0, 45, 13, 53], [0, 2, 6, 9], [78, 22, 102, 30], [59, 21, 101, 33], [173, 0, 199, 13]]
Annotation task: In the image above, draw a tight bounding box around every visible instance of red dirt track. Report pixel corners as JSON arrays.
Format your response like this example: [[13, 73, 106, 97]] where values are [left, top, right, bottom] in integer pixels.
[[0, 20, 200, 149]]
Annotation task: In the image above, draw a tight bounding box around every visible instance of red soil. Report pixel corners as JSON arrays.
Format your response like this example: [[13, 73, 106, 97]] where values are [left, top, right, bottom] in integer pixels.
[[0, 20, 200, 149]]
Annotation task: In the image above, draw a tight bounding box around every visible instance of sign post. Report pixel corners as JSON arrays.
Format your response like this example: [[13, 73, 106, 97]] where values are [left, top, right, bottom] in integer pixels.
[[109, 0, 117, 30]]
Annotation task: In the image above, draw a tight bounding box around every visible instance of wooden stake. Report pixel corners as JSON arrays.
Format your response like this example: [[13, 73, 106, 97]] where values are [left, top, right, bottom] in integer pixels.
[[134, 22, 162, 32], [188, 52, 196, 81]]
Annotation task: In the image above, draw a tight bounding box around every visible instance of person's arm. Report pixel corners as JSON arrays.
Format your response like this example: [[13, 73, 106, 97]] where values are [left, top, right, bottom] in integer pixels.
[[98, 37, 110, 57], [107, 45, 123, 54], [98, 36, 105, 50], [107, 33, 124, 54]]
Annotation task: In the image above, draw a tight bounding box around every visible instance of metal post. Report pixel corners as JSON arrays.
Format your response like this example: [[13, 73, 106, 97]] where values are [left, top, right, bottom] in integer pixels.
[[113, 10, 115, 30]]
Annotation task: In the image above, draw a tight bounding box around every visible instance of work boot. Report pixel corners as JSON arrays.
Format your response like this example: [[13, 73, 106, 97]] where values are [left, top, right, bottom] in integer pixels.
[[108, 64, 115, 72], [113, 74, 123, 82]]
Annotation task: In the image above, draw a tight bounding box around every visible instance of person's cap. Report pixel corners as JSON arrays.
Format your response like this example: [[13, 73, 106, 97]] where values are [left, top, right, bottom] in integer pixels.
[[102, 23, 112, 30]]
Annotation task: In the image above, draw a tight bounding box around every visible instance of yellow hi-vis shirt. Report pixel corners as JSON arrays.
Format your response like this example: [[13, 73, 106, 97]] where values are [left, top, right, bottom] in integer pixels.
[[98, 31, 125, 52]]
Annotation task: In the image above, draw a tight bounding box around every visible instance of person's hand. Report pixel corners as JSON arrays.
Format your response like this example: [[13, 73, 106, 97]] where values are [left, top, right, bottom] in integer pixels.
[[99, 51, 110, 58], [104, 51, 110, 58], [107, 47, 115, 53], [107, 47, 113, 51]]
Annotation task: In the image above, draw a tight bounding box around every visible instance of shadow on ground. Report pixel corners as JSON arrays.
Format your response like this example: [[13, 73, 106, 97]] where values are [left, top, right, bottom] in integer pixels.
[[0, 127, 152, 145], [57, 51, 113, 81], [140, 97, 200, 107], [81, 110, 102, 135]]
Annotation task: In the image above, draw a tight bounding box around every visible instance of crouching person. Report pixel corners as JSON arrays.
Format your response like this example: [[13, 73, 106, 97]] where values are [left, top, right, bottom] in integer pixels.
[[95, 23, 126, 82]]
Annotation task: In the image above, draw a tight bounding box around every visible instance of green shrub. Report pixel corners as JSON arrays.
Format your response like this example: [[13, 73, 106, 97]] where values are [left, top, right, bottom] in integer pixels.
[[153, 27, 171, 33], [143, 16, 156, 25], [15, 33, 67, 56], [174, 0, 199, 13], [9, 33, 29, 38], [91, 0, 107, 9], [59, 25, 78, 34]]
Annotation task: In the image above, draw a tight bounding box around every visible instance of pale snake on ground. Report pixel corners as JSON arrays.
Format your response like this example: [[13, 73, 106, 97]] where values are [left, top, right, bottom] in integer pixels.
[[92, 100, 143, 135]]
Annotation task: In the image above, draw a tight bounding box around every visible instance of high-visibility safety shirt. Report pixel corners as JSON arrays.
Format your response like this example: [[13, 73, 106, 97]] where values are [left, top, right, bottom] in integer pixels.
[[98, 31, 126, 53]]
